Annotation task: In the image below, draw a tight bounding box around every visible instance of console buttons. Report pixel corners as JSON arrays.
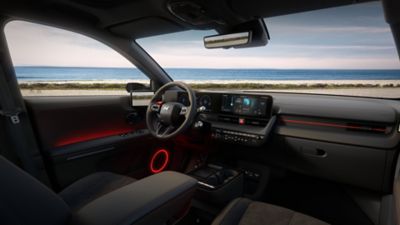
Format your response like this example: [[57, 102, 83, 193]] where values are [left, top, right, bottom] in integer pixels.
[[244, 169, 261, 180], [211, 128, 265, 146]]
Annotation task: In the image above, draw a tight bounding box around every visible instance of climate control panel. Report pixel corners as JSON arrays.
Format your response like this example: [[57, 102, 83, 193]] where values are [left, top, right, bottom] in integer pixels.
[[211, 128, 266, 146]]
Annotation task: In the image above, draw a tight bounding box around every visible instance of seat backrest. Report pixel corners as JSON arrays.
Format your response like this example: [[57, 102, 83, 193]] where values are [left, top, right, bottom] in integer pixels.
[[0, 155, 71, 225]]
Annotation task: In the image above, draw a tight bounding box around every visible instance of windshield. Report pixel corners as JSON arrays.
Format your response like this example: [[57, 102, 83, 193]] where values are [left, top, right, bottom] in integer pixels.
[[137, 2, 400, 98]]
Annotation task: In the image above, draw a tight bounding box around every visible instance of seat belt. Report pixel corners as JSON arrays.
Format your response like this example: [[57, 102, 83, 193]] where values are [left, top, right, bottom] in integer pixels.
[[0, 65, 41, 178], [0, 110, 21, 164], [0, 20, 51, 186]]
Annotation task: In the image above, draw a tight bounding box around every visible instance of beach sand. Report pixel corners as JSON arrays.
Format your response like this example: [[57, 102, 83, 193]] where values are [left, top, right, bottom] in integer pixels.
[[18, 79, 400, 85], [19, 80, 400, 98], [21, 88, 400, 99]]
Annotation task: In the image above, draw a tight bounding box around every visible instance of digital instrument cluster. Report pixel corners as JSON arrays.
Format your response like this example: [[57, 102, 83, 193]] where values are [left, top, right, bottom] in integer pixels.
[[175, 92, 272, 118], [177, 93, 212, 111]]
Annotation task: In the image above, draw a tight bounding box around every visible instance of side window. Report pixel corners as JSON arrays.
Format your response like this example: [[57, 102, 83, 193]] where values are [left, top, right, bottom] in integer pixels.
[[4, 21, 150, 97]]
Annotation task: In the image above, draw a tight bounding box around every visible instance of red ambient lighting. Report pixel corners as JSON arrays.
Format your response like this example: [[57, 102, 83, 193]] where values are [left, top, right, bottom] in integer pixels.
[[54, 128, 133, 147], [150, 149, 170, 174], [281, 118, 386, 132]]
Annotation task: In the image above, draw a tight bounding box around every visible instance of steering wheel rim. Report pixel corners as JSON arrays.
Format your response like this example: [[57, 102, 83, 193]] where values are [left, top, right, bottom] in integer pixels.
[[146, 81, 196, 139]]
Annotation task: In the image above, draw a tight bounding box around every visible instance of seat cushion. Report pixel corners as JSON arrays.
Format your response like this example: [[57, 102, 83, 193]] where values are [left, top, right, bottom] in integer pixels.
[[0, 155, 70, 225], [212, 198, 329, 225], [59, 172, 136, 211]]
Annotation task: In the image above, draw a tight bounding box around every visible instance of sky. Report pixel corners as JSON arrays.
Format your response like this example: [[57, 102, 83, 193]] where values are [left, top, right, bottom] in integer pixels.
[[4, 2, 400, 69]]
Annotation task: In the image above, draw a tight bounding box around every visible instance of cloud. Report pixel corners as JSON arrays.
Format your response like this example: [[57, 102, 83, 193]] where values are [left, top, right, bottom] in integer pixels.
[[4, 9, 400, 70], [5, 21, 132, 67], [271, 25, 391, 34], [152, 54, 400, 69], [272, 44, 394, 50], [308, 26, 391, 33]]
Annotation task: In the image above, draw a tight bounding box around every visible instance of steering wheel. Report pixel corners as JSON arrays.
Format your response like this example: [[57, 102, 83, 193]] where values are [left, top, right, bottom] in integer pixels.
[[146, 81, 197, 139]]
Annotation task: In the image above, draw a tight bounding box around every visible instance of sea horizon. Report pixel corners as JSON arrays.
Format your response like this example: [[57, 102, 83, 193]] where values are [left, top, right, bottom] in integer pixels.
[[13, 66, 400, 82], [13, 65, 400, 70]]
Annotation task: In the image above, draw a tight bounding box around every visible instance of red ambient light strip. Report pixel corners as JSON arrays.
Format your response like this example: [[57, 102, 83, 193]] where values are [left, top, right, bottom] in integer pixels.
[[54, 128, 133, 147], [150, 149, 170, 174], [281, 118, 386, 132]]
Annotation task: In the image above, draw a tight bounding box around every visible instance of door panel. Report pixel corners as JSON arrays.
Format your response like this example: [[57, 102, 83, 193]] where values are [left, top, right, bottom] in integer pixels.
[[25, 96, 146, 150], [24, 96, 158, 190]]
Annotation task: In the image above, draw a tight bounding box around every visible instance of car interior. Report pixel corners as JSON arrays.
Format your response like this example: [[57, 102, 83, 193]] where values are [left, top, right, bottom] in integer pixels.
[[0, 0, 400, 225]]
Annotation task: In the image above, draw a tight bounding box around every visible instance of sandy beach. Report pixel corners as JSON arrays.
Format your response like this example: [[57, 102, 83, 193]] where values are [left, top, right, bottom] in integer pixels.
[[19, 79, 400, 99], [20, 88, 400, 98], [18, 79, 400, 86]]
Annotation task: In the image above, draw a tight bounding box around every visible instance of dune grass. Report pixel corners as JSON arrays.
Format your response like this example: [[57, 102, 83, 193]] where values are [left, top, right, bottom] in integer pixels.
[[19, 82, 400, 90]]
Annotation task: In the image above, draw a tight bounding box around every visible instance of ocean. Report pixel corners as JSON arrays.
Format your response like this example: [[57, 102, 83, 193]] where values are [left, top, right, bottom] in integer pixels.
[[14, 66, 400, 82]]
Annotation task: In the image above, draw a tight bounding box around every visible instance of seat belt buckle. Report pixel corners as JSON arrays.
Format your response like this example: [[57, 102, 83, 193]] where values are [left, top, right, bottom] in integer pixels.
[[0, 109, 21, 124]]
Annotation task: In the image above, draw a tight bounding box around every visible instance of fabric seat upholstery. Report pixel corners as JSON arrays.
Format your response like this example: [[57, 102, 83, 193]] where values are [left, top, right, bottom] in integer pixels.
[[212, 198, 329, 225], [59, 172, 136, 211], [0, 155, 71, 225], [0, 155, 194, 225]]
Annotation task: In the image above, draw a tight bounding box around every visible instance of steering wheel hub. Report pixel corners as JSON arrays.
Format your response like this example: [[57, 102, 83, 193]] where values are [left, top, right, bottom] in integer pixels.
[[159, 102, 184, 125]]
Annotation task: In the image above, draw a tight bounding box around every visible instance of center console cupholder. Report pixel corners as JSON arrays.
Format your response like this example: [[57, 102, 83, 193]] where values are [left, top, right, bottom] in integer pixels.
[[205, 169, 238, 186]]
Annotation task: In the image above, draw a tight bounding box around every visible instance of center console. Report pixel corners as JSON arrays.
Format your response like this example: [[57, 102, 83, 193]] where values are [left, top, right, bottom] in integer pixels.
[[188, 162, 271, 206], [189, 164, 244, 204], [203, 94, 276, 147], [169, 91, 276, 220]]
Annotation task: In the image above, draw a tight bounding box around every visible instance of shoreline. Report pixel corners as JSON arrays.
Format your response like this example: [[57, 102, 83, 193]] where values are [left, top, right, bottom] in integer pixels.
[[18, 79, 400, 85], [19, 80, 400, 98], [18, 80, 400, 90], [20, 87, 400, 98]]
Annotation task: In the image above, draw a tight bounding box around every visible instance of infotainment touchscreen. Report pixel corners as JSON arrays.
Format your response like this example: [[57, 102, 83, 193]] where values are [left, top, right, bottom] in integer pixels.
[[221, 94, 271, 116]]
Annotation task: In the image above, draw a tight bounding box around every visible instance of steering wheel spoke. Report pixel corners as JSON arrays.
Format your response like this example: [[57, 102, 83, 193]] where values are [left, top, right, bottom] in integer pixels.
[[155, 122, 175, 136], [179, 106, 188, 117], [150, 103, 161, 112]]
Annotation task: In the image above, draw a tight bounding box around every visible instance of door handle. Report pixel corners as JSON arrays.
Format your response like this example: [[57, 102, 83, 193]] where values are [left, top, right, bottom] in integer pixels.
[[300, 147, 327, 158]]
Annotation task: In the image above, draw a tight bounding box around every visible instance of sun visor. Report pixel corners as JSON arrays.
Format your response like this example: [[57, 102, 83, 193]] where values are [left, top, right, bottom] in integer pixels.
[[109, 17, 186, 39]]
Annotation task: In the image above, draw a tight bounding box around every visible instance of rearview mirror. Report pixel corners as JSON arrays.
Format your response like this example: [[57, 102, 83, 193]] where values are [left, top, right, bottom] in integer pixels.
[[203, 19, 269, 49], [204, 32, 251, 49]]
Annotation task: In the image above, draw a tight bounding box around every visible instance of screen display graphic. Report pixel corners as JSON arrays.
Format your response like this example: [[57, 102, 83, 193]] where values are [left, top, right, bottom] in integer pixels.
[[221, 95, 269, 116]]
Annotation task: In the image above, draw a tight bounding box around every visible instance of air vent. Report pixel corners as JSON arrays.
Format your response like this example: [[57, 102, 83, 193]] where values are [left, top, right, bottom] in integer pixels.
[[218, 115, 237, 123], [218, 115, 267, 126], [245, 118, 268, 126], [71, 0, 130, 8]]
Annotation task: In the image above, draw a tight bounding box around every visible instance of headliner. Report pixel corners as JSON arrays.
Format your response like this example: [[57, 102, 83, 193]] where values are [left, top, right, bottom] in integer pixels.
[[0, 0, 378, 39]]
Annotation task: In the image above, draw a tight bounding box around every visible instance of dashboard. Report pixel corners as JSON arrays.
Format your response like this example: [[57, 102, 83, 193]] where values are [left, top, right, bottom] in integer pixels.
[[166, 89, 399, 149], [166, 90, 275, 146], [164, 89, 400, 193]]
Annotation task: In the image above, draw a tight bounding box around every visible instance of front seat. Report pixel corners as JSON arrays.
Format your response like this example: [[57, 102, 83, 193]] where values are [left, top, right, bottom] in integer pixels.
[[0, 155, 196, 225], [212, 198, 329, 225], [59, 171, 136, 211], [0, 155, 134, 223]]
